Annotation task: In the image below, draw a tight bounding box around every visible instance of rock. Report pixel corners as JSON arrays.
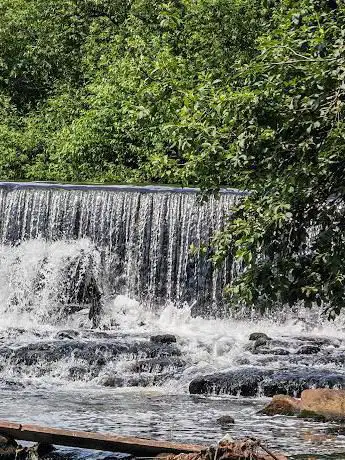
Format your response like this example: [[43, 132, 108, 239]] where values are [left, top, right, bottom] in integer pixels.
[[0, 436, 17, 460], [216, 415, 235, 425], [258, 395, 301, 416], [0, 438, 16, 448], [150, 334, 177, 344], [189, 368, 272, 397], [3, 380, 25, 389], [249, 333, 271, 341], [0, 337, 181, 371], [258, 388, 345, 421], [300, 388, 345, 421], [235, 357, 250, 365], [253, 337, 269, 349], [296, 345, 321, 355], [68, 366, 88, 380], [31, 443, 56, 457], [189, 367, 345, 397], [13, 448, 28, 460], [55, 330, 79, 340], [295, 336, 338, 347], [100, 376, 124, 387], [132, 357, 185, 373], [271, 348, 290, 355], [261, 369, 345, 397], [251, 347, 271, 355]]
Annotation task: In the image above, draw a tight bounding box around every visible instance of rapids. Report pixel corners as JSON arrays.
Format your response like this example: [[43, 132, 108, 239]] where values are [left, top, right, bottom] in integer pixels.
[[0, 183, 344, 460]]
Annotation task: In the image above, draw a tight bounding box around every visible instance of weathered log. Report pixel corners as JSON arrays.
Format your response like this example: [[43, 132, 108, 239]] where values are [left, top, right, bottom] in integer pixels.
[[0, 421, 204, 457], [0, 421, 287, 460]]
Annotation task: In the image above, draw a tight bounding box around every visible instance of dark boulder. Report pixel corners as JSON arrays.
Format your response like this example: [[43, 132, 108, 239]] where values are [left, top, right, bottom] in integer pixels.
[[296, 345, 321, 355], [32, 443, 56, 457], [189, 367, 345, 397], [150, 334, 177, 344], [257, 369, 345, 397], [249, 333, 271, 342], [2, 337, 181, 368], [14, 443, 55, 460], [253, 337, 270, 349], [100, 373, 167, 388], [294, 336, 338, 347], [3, 380, 25, 390], [68, 366, 88, 380], [100, 376, 124, 387], [189, 368, 273, 397]]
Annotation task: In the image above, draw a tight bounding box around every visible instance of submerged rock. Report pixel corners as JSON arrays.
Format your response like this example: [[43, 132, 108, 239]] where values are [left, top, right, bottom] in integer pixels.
[[216, 415, 235, 425], [271, 348, 290, 355], [32, 443, 56, 458], [132, 357, 185, 373], [15, 443, 55, 460]]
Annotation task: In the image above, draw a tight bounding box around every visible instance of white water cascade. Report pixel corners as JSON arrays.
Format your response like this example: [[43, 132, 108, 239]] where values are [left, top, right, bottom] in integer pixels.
[[0, 183, 244, 318]]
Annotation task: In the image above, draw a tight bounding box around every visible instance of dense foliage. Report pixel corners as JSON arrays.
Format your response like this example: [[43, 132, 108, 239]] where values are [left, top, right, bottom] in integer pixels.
[[1, 0, 344, 315], [211, 0, 345, 317], [0, 0, 261, 183]]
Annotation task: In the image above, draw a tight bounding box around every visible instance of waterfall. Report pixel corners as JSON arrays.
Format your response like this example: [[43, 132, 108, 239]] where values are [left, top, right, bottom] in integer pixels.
[[0, 182, 244, 322]]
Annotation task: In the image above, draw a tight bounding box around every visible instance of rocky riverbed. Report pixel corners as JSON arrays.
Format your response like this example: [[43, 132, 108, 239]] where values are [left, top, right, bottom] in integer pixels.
[[189, 333, 345, 397], [0, 308, 345, 460], [1, 326, 345, 397]]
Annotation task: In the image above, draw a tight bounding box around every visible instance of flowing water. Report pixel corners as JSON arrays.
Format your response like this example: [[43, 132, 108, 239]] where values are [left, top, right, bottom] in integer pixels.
[[0, 182, 344, 460]]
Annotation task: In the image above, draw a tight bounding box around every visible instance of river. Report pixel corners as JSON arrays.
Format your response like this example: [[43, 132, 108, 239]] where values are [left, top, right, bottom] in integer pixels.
[[0, 183, 344, 460]]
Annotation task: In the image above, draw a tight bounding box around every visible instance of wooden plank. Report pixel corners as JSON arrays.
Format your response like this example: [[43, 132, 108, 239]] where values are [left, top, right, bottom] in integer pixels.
[[0, 421, 205, 456]]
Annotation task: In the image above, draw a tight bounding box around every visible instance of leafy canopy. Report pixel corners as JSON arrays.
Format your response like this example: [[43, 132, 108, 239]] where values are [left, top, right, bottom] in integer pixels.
[[0, 0, 261, 182]]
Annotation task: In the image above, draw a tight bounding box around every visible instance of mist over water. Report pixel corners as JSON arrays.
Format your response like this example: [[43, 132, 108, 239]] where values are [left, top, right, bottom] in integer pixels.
[[0, 183, 344, 459]]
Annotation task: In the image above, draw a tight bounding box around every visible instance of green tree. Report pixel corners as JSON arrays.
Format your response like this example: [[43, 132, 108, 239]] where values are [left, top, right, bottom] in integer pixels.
[[209, 0, 345, 318], [0, 0, 261, 182]]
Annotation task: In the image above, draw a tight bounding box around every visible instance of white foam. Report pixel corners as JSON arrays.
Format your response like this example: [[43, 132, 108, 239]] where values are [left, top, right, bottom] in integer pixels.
[[0, 239, 344, 393]]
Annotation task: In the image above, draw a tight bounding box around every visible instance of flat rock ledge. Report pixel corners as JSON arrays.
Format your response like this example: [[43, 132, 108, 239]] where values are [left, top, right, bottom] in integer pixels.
[[188, 367, 345, 397], [259, 388, 345, 421]]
